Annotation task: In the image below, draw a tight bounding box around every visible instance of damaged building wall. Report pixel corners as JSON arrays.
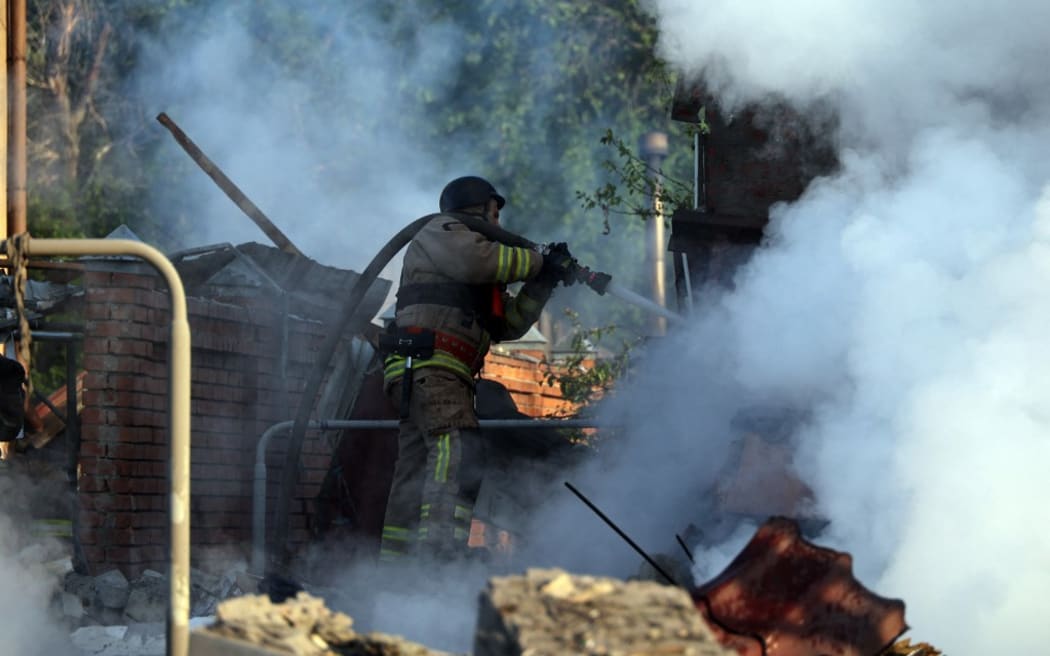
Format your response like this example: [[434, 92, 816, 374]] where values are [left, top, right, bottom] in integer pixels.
[[77, 264, 338, 576], [74, 263, 578, 577]]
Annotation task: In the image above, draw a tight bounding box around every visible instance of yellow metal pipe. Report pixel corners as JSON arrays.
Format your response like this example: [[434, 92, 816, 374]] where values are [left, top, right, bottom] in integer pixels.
[[1, 0, 9, 238], [6, 237, 191, 656], [9, 0, 26, 234]]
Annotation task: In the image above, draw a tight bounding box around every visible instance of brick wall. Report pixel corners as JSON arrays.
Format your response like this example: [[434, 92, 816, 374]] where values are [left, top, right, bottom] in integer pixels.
[[481, 351, 576, 417], [77, 266, 580, 576], [79, 266, 338, 576]]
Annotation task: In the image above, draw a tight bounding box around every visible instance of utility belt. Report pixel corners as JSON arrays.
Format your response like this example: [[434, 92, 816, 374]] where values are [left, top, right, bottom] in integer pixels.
[[379, 325, 483, 418]]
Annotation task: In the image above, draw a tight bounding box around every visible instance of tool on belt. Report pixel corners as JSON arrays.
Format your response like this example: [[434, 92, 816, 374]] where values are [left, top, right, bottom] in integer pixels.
[[379, 326, 435, 419]]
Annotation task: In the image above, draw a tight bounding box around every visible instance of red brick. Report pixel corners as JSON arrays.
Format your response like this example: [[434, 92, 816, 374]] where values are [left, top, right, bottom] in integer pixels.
[[139, 545, 166, 560], [79, 511, 109, 529], [108, 443, 166, 461], [81, 458, 117, 477], [107, 339, 152, 357], [79, 476, 109, 493], [108, 272, 160, 289], [135, 512, 168, 528], [194, 480, 244, 496], [82, 546, 105, 563], [83, 303, 110, 320], [192, 496, 248, 513], [130, 495, 165, 512], [79, 441, 106, 457], [120, 461, 166, 477], [108, 478, 135, 494]]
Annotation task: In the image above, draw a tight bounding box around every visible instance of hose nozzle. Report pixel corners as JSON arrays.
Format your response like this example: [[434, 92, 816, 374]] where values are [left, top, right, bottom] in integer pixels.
[[574, 264, 612, 295]]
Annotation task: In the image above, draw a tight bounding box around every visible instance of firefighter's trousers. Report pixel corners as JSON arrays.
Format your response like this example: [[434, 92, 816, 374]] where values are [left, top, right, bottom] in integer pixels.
[[380, 368, 484, 564]]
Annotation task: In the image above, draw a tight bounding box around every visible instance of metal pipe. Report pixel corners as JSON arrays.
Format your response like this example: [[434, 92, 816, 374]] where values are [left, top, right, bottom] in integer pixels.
[[4, 238, 192, 656], [694, 131, 700, 210], [251, 417, 607, 575], [9, 0, 26, 234], [1, 0, 8, 240], [65, 339, 79, 464], [640, 132, 669, 336], [18, 330, 82, 340]]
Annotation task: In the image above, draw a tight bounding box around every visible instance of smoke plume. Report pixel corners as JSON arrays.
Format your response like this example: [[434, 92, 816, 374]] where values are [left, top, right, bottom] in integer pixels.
[[0, 471, 76, 655], [585, 1, 1050, 652], [131, 2, 469, 281]]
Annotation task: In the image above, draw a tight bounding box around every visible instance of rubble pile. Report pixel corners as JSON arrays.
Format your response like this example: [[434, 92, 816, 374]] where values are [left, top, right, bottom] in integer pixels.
[[63, 566, 247, 627], [196, 592, 450, 656], [64, 566, 248, 655], [474, 568, 732, 656]]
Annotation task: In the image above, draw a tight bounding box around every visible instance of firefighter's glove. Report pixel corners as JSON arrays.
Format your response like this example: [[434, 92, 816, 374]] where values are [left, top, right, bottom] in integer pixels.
[[539, 242, 578, 287]]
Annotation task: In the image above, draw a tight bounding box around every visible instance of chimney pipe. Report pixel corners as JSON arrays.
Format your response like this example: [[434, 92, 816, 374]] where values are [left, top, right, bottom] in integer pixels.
[[639, 131, 669, 336]]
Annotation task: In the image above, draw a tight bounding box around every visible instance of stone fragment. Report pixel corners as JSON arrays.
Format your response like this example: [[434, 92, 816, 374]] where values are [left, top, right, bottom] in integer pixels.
[[70, 625, 128, 653], [94, 569, 130, 610], [474, 568, 733, 656], [61, 591, 85, 620], [124, 574, 167, 622], [198, 592, 451, 655]]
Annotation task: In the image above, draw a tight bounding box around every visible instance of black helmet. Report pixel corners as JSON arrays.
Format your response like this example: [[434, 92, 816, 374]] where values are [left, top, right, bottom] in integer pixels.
[[439, 176, 506, 213]]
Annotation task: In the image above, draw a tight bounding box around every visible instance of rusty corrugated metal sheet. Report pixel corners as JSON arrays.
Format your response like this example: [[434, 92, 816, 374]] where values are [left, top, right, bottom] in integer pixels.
[[692, 517, 908, 656]]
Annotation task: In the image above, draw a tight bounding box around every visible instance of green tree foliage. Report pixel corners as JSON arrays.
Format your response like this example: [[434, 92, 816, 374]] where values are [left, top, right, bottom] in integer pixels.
[[25, 0, 198, 244], [27, 0, 694, 240], [542, 308, 637, 408]]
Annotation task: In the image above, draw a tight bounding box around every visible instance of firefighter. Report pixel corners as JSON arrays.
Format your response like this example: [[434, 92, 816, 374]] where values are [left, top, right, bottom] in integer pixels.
[[379, 175, 575, 565]]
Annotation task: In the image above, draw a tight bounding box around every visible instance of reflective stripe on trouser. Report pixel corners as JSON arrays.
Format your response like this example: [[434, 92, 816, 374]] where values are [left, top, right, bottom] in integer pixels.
[[379, 525, 413, 562], [380, 369, 482, 563], [416, 427, 483, 560]]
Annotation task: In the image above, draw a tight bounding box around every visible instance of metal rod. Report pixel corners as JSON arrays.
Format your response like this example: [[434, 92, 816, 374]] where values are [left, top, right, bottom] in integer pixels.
[[155, 113, 303, 257], [65, 340, 80, 475], [17, 330, 82, 341], [675, 533, 695, 564], [8, 238, 192, 656], [32, 389, 66, 424], [563, 481, 681, 587]]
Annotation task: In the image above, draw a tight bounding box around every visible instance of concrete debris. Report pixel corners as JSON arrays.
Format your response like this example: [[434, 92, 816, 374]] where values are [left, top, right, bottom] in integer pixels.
[[198, 592, 451, 655], [62, 591, 86, 620], [58, 564, 250, 654], [123, 573, 167, 622], [94, 569, 131, 610], [884, 639, 943, 655], [191, 566, 240, 616], [70, 623, 166, 656], [474, 568, 733, 656]]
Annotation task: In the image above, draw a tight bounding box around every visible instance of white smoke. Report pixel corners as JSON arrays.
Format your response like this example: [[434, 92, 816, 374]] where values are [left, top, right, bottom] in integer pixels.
[[0, 476, 76, 655], [133, 3, 464, 275], [610, 0, 1050, 652]]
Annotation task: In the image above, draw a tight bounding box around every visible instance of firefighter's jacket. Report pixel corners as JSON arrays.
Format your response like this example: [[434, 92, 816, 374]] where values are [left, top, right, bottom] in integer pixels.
[[383, 212, 552, 388]]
